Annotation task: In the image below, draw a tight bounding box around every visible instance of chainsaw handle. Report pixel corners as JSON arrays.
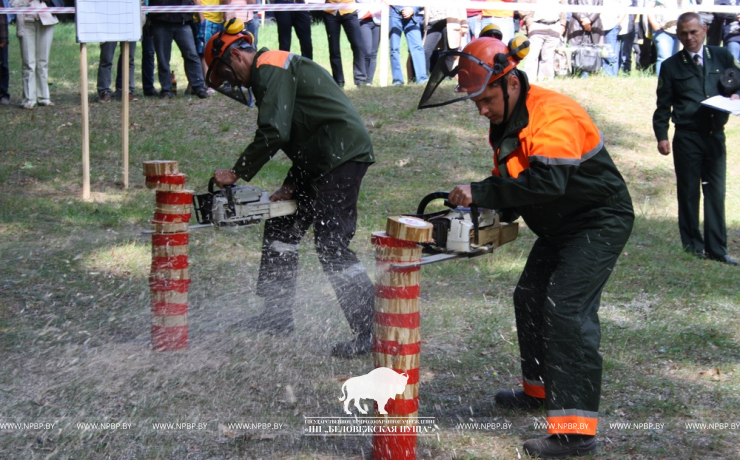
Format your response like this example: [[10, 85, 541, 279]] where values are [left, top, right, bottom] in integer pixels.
[[470, 204, 480, 246], [208, 177, 237, 214], [416, 191, 456, 215]]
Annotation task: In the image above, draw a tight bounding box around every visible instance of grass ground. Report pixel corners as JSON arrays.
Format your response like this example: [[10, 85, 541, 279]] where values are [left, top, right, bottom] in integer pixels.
[[1, 22, 740, 460]]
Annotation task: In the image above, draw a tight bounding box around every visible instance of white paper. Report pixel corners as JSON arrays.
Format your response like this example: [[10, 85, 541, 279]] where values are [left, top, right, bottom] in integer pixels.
[[701, 95, 740, 116], [75, 0, 142, 43]]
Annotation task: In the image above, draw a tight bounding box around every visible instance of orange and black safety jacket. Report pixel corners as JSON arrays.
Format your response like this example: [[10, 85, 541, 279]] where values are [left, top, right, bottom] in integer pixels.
[[232, 48, 374, 186], [470, 78, 630, 237]]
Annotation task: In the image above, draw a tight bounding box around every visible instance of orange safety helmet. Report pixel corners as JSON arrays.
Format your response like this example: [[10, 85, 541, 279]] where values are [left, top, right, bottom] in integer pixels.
[[418, 36, 530, 109], [203, 18, 257, 106], [457, 36, 529, 92], [204, 18, 255, 88]]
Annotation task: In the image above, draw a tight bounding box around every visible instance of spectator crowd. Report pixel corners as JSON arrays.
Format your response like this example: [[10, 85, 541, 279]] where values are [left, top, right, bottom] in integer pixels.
[[1, 0, 740, 107]]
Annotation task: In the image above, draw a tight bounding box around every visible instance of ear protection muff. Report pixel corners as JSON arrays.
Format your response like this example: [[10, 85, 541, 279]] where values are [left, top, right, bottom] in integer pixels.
[[508, 36, 531, 61], [491, 36, 531, 76]]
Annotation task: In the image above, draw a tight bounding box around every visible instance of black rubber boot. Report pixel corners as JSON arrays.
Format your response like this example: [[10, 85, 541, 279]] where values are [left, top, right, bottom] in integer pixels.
[[523, 434, 597, 458], [495, 390, 545, 410], [331, 333, 373, 358]]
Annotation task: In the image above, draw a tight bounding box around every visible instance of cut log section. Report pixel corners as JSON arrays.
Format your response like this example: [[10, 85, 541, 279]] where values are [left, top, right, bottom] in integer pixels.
[[145, 173, 187, 191], [143, 160, 179, 176], [386, 216, 433, 243], [151, 220, 189, 234]]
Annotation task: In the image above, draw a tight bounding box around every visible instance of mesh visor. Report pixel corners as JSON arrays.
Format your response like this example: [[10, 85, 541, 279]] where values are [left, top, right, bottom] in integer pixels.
[[418, 51, 494, 109]]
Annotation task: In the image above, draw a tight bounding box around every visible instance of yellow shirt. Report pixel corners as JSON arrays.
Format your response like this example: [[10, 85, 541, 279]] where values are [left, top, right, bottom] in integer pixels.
[[325, 0, 356, 16], [482, 0, 514, 18], [201, 0, 224, 24]]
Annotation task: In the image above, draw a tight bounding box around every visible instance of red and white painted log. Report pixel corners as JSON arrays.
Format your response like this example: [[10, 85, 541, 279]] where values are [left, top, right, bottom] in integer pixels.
[[371, 230, 423, 460], [154, 190, 193, 223], [150, 232, 190, 351], [145, 173, 187, 192], [144, 161, 191, 352]]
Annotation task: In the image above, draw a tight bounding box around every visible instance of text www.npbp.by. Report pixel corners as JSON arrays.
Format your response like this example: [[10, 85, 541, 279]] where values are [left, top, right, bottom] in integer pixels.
[[455, 422, 513, 430], [76, 422, 132, 430], [0, 423, 57, 430], [151, 423, 207, 430], [608, 422, 666, 430]]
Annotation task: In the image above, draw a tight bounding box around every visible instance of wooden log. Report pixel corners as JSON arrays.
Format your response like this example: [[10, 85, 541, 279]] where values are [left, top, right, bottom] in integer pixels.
[[155, 203, 192, 214], [386, 216, 433, 243], [145, 174, 187, 191], [149, 267, 190, 281], [155, 190, 193, 205], [151, 317, 188, 351], [372, 230, 422, 460], [143, 160, 179, 177], [469, 222, 520, 249], [152, 211, 191, 224], [150, 229, 189, 352], [151, 233, 189, 258], [151, 220, 189, 234]]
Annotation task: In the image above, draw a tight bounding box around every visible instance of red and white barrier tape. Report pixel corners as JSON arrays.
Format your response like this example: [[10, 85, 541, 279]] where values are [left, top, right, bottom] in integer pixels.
[[3, 3, 740, 15]]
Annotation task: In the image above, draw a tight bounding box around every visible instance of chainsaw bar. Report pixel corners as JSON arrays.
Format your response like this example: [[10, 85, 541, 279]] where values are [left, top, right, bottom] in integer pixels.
[[389, 248, 491, 269]]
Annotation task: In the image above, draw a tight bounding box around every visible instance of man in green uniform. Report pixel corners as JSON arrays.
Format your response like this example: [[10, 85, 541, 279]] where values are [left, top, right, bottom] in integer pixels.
[[204, 20, 376, 356], [653, 12, 739, 265], [419, 37, 634, 457]]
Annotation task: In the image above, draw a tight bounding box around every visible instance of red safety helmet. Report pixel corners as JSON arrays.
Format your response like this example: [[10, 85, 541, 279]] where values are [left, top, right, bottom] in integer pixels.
[[418, 36, 530, 109], [204, 18, 255, 106]]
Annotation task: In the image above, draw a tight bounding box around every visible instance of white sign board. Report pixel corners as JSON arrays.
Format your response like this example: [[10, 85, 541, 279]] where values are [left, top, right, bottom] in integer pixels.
[[75, 0, 142, 43]]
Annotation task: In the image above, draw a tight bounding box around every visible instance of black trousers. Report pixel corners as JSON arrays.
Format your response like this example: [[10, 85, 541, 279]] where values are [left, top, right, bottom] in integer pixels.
[[256, 161, 374, 335], [513, 191, 633, 435], [275, 6, 313, 59], [672, 129, 728, 258], [323, 11, 366, 86]]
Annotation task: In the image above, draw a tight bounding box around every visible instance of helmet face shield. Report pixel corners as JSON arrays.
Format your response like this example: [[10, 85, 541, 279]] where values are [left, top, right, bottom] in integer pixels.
[[204, 42, 255, 107], [418, 51, 494, 109]]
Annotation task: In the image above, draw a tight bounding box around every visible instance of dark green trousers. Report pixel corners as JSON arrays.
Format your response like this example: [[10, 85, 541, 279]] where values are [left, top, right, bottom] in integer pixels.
[[672, 129, 728, 258], [513, 193, 633, 434]]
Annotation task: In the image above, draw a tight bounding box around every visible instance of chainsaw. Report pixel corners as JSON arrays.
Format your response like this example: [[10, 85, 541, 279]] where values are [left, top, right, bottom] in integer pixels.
[[398, 191, 519, 267], [191, 178, 297, 229]]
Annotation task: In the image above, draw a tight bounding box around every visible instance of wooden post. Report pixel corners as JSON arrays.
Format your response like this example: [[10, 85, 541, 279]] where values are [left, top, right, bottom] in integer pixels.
[[378, 2, 390, 87], [121, 41, 130, 190], [80, 43, 90, 201], [371, 230, 423, 460]]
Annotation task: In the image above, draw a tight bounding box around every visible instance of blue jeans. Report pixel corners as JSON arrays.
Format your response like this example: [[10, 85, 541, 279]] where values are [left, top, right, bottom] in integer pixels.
[[246, 17, 259, 47], [727, 41, 740, 61], [97, 41, 136, 94], [654, 29, 679, 76], [142, 28, 156, 93], [359, 18, 379, 84], [151, 21, 206, 94], [467, 15, 482, 39], [602, 26, 620, 76], [618, 30, 635, 74], [389, 13, 427, 84]]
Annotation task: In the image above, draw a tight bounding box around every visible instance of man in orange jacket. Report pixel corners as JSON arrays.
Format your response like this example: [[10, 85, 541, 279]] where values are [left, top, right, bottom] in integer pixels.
[[419, 37, 634, 458]]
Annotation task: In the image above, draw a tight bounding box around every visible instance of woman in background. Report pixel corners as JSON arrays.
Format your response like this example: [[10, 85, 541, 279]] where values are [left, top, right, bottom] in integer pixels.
[[11, 0, 59, 109]]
